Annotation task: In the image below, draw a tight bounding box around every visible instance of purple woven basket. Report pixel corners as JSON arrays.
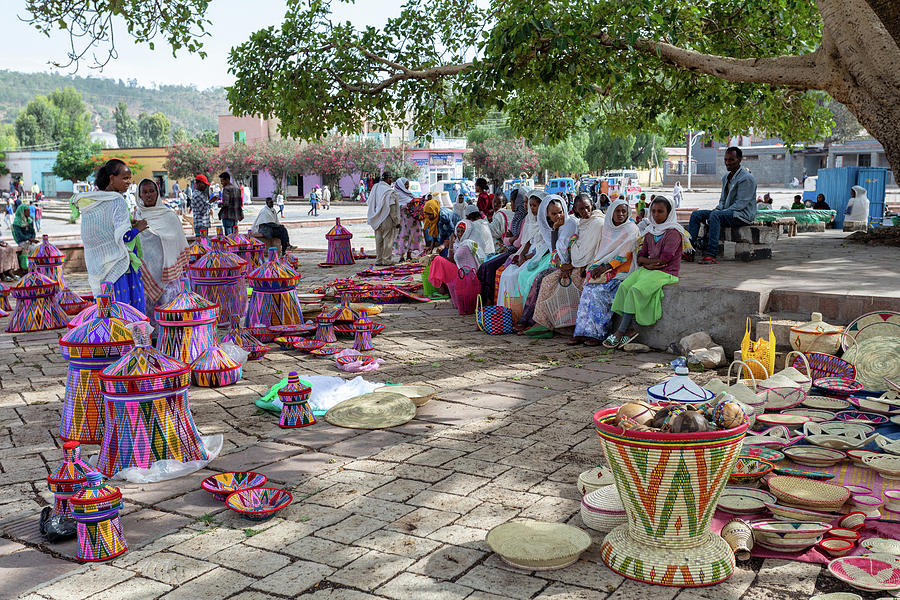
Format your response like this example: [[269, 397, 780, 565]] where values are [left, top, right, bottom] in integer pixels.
[[792, 353, 856, 381]]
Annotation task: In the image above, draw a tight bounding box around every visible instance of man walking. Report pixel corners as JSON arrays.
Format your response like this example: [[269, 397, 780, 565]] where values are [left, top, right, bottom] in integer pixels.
[[192, 175, 212, 238], [687, 146, 757, 264], [367, 171, 400, 266], [218, 172, 244, 235], [321, 184, 331, 210]]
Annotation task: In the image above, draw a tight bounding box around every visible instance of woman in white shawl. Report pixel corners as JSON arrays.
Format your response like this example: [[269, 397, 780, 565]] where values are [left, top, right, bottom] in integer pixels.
[[77, 159, 148, 312], [496, 190, 548, 306], [488, 192, 514, 250], [845, 185, 870, 225], [571, 197, 640, 346], [392, 177, 424, 261], [532, 194, 605, 331], [136, 178, 189, 322]]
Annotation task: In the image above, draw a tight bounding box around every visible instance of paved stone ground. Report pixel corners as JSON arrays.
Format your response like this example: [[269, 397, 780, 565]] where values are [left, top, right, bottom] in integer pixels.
[[0, 252, 871, 600]]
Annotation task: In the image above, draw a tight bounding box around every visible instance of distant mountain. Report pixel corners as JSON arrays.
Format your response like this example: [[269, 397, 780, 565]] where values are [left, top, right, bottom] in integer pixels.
[[0, 70, 228, 135]]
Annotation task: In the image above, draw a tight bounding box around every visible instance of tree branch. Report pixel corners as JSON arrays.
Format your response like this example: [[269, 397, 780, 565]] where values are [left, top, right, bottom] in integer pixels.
[[864, 0, 900, 49], [594, 33, 823, 90]]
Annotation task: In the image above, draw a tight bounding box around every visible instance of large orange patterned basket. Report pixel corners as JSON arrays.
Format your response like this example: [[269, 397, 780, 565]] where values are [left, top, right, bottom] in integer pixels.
[[593, 406, 747, 587]]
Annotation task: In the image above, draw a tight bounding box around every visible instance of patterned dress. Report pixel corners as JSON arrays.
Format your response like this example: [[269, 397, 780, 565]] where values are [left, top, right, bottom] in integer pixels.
[[394, 201, 425, 256]]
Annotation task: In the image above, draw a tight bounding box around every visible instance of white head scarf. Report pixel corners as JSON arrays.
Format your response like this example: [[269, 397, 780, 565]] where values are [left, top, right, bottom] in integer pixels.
[[568, 207, 605, 268], [847, 185, 870, 221], [394, 177, 415, 206], [592, 198, 640, 267], [516, 190, 544, 254], [136, 178, 189, 289], [642, 195, 685, 237], [537, 193, 569, 252]]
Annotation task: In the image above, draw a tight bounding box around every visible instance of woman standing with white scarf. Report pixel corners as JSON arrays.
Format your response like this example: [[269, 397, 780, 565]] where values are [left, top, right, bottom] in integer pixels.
[[77, 159, 147, 312], [136, 178, 189, 321]]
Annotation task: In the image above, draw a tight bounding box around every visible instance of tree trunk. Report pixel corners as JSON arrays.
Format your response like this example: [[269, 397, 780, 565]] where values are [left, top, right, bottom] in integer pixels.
[[817, 0, 900, 178]]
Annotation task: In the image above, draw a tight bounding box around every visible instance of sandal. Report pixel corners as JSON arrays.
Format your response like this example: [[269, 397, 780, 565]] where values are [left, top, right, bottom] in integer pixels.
[[602, 334, 620, 349], [618, 332, 639, 347], [584, 338, 601, 347], [699, 255, 718, 265]]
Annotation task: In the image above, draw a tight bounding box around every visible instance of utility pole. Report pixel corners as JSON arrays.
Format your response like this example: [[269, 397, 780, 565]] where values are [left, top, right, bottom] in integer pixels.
[[686, 129, 706, 191]]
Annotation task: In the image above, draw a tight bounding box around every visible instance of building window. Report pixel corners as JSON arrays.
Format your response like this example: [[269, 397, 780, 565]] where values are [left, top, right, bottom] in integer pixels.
[[772, 154, 785, 161], [233, 131, 246, 143], [743, 155, 759, 161], [858, 154, 871, 167]]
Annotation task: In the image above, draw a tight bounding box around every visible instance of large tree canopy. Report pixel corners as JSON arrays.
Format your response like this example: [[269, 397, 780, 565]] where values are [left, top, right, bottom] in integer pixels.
[[27, 0, 900, 175]]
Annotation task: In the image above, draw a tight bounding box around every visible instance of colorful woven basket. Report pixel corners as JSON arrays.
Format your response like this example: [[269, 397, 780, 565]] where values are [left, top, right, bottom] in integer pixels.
[[69, 472, 127, 562], [28, 234, 67, 288], [154, 283, 219, 364], [191, 345, 242, 387], [221, 316, 270, 360], [277, 371, 314, 428], [58, 288, 91, 316], [580, 485, 627, 532], [225, 487, 292, 521], [188, 248, 248, 326], [324, 218, 355, 266], [791, 352, 856, 381], [245, 248, 304, 328], [6, 271, 69, 333], [68, 282, 148, 329], [201, 471, 268, 501], [475, 294, 514, 335], [593, 406, 747, 587], [813, 377, 863, 398], [47, 441, 92, 517]]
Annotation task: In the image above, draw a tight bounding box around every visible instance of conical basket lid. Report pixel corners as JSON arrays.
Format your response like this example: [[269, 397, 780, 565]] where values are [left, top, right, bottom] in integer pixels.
[[277, 371, 312, 402], [47, 441, 91, 490], [60, 296, 133, 357], [246, 249, 300, 286], [187, 247, 248, 275], [100, 322, 190, 393], [326, 218, 353, 239], [155, 283, 218, 321], [191, 345, 241, 373], [11, 272, 57, 297], [69, 472, 122, 508], [28, 235, 65, 265]]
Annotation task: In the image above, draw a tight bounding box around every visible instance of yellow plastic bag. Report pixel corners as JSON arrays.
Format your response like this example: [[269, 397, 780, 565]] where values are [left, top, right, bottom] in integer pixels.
[[740, 318, 775, 380]]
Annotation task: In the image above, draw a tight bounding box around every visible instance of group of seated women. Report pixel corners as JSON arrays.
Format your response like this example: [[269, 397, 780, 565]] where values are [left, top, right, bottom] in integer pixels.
[[428, 185, 688, 348]]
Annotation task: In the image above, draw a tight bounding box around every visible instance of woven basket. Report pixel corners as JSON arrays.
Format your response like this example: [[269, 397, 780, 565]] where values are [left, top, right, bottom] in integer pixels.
[[767, 475, 850, 511], [790, 352, 856, 381], [486, 520, 592, 571], [593, 406, 747, 587], [475, 295, 514, 335], [843, 335, 900, 392], [581, 485, 627, 532]]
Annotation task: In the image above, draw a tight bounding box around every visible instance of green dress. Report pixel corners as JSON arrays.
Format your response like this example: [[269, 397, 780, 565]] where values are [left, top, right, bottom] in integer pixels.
[[611, 268, 678, 326]]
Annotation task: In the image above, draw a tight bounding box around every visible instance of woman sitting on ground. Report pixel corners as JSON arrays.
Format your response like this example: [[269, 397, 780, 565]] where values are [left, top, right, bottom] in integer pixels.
[[488, 192, 513, 251], [570, 197, 639, 346], [136, 178, 189, 323], [495, 190, 550, 307], [531, 193, 605, 332], [476, 187, 529, 304], [11, 200, 37, 271], [812, 193, 830, 210], [422, 196, 461, 254], [604, 196, 684, 349]]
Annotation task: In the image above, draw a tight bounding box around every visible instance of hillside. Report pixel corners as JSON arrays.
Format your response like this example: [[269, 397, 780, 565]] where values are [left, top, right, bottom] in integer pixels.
[[0, 70, 229, 134]]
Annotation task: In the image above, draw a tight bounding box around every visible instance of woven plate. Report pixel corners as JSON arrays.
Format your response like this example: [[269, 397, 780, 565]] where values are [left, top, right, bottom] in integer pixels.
[[813, 377, 864, 398], [782, 446, 846, 467], [325, 392, 416, 429], [835, 410, 889, 426], [382, 384, 436, 408], [768, 476, 850, 510], [486, 519, 591, 570], [783, 408, 835, 423], [861, 537, 900, 555], [828, 554, 900, 591], [803, 396, 851, 411], [765, 502, 835, 522], [741, 445, 785, 462], [844, 336, 900, 392], [718, 487, 776, 514], [842, 311, 900, 352]]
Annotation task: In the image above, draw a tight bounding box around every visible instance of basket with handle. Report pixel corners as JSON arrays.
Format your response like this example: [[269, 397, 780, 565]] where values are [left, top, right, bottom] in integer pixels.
[[448, 268, 480, 315], [476, 294, 514, 335], [503, 291, 523, 323], [740, 318, 775, 380]]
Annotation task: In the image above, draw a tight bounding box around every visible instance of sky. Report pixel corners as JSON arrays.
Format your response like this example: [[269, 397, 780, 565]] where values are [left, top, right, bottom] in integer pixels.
[[0, 0, 403, 89]]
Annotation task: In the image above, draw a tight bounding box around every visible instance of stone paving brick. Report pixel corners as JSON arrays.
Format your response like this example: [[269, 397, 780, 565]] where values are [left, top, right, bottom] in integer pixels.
[[534, 558, 624, 591], [158, 566, 255, 600], [341, 458, 395, 473], [353, 529, 442, 559], [242, 519, 315, 551], [376, 571, 473, 600], [208, 544, 291, 577], [519, 496, 582, 522], [535, 582, 611, 599], [85, 577, 172, 600], [441, 457, 511, 478], [341, 496, 416, 522], [368, 442, 429, 463], [299, 588, 382, 600], [387, 463, 453, 483], [317, 514, 388, 544], [408, 490, 482, 514], [427, 524, 490, 550], [255, 451, 349, 483], [414, 400, 500, 425], [754, 559, 820, 595], [386, 507, 459, 537], [429, 472, 492, 496], [210, 441, 304, 472], [406, 447, 467, 467], [671, 565, 755, 600], [282, 536, 368, 567], [36, 564, 133, 600], [408, 544, 486, 580], [167, 527, 248, 560], [130, 551, 217, 585], [368, 478, 432, 502], [304, 481, 370, 507], [154, 489, 227, 518], [250, 560, 334, 597], [327, 549, 415, 591], [326, 430, 412, 458], [455, 501, 521, 529], [457, 564, 548, 598]]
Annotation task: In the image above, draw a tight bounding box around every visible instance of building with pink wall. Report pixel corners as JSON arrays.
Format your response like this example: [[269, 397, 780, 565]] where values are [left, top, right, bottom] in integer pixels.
[[217, 115, 470, 199]]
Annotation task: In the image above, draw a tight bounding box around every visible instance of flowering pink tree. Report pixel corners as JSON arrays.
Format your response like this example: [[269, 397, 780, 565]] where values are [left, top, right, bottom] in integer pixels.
[[254, 138, 301, 196], [165, 143, 219, 180], [218, 141, 256, 184], [381, 145, 420, 181], [297, 137, 355, 196], [470, 137, 539, 186]]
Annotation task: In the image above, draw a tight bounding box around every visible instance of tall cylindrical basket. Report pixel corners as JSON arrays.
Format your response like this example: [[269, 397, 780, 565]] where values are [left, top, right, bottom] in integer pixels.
[[593, 407, 747, 587]]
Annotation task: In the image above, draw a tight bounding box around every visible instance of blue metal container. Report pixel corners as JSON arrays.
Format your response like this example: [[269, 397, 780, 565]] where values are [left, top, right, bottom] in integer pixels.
[[815, 167, 858, 228], [855, 167, 888, 225]]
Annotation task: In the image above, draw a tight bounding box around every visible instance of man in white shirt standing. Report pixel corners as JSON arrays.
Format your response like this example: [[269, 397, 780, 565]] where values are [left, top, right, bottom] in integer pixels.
[[252, 197, 293, 254], [366, 171, 400, 266], [320, 184, 331, 210]]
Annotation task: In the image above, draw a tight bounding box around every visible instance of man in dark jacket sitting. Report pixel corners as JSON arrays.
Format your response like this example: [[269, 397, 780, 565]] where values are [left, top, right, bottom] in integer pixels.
[[688, 146, 758, 264]]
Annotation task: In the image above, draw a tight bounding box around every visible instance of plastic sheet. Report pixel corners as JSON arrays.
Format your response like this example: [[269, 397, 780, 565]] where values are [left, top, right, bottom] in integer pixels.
[[220, 341, 249, 366], [265, 375, 383, 412], [104, 434, 224, 483]]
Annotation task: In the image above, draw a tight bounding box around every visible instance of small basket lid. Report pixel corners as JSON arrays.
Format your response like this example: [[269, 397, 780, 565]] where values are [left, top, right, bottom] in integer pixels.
[[59, 296, 134, 358], [155, 281, 218, 321], [326, 217, 353, 240], [68, 282, 149, 328], [188, 238, 210, 262], [10, 272, 58, 297], [187, 247, 248, 276], [353, 315, 374, 330], [100, 321, 190, 394], [69, 472, 122, 509], [277, 371, 312, 403], [27, 234, 65, 266], [56, 287, 84, 306], [647, 363, 716, 404], [246, 249, 301, 288], [47, 441, 91, 491], [791, 312, 843, 335], [222, 315, 269, 355], [191, 345, 242, 374]]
